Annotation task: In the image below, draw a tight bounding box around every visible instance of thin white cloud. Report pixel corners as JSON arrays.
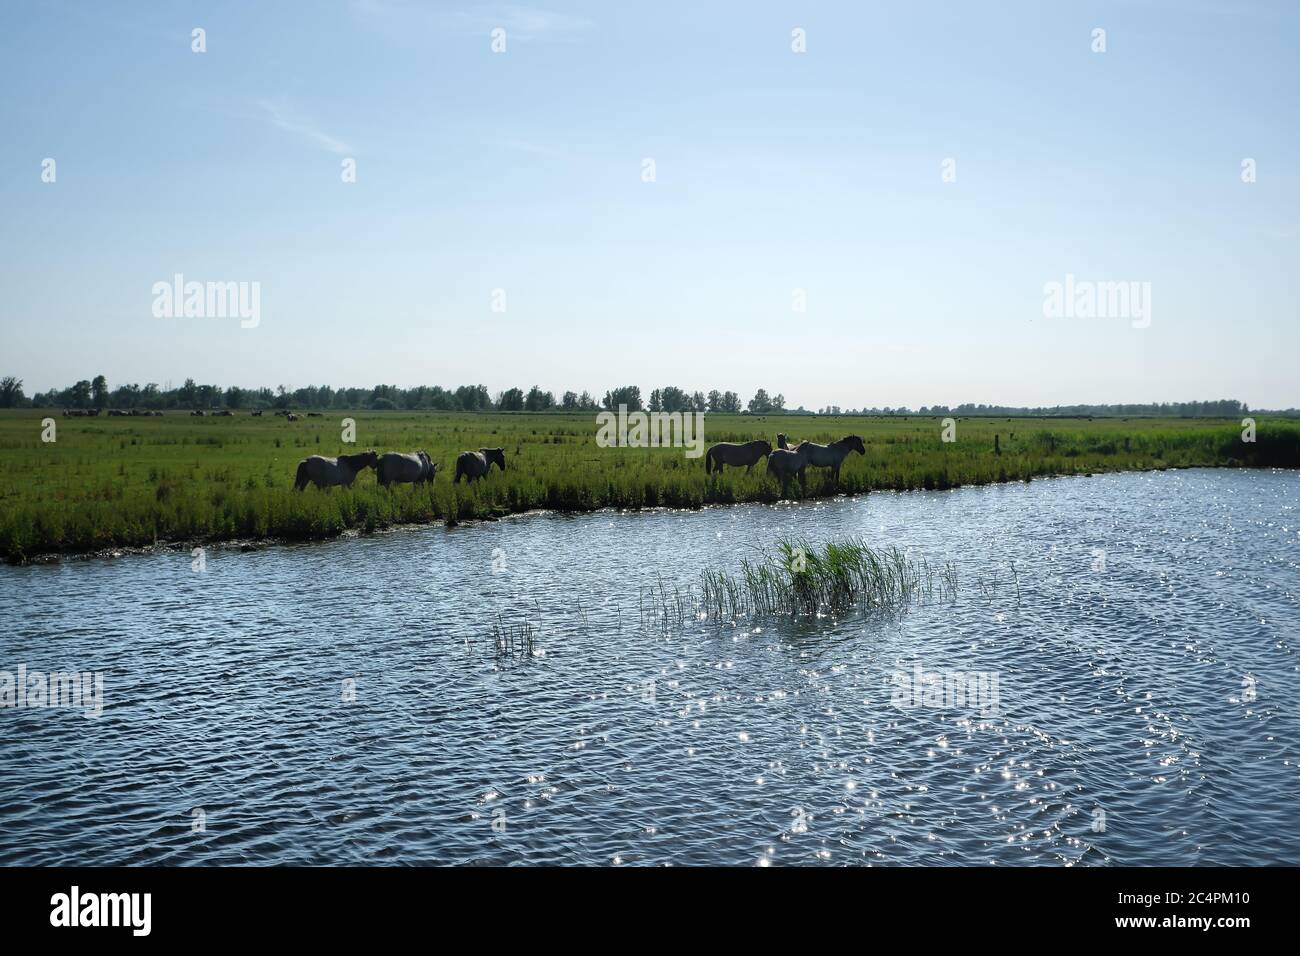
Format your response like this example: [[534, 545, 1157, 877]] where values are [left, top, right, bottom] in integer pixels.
[[257, 99, 352, 155], [353, 3, 593, 42], [469, 5, 594, 41], [499, 137, 563, 157]]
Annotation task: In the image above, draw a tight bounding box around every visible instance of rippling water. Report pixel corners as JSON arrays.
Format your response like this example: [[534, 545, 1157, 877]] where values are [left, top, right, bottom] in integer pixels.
[[2, 469, 1298, 865]]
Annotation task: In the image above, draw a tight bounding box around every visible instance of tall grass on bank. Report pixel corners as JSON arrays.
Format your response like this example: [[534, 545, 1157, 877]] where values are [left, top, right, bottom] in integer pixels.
[[2, 410, 1298, 562], [700, 537, 956, 619]]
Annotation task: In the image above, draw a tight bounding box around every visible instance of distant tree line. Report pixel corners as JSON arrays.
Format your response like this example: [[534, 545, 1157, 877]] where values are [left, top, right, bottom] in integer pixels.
[[817, 400, 1265, 418], [0, 375, 1289, 417], [3, 375, 790, 414]]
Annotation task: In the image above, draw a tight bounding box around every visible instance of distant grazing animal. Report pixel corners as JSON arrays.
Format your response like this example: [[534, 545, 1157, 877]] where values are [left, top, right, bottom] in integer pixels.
[[794, 435, 866, 484], [250, 409, 263, 416], [152, 411, 164, 417], [377, 451, 438, 487], [705, 439, 772, 474], [215, 410, 233, 417], [286, 414, 298, 422], [191, 410, 205, 416], [766, 443, 809, 493], [307, 412, 323, 417], [293, 450, 378, 491], [108, 409, 127, 416], [454, 447, 506, 483]]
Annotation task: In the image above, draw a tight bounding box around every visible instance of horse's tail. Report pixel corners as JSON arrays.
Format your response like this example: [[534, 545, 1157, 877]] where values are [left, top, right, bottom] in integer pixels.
[[294, 460, 309, 490], [705, 448, 714, 474], [453, 457, 464, 483]]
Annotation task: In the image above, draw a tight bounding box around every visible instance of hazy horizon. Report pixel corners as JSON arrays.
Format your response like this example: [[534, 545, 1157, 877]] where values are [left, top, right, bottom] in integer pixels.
[[2, 1, 1297, 408]]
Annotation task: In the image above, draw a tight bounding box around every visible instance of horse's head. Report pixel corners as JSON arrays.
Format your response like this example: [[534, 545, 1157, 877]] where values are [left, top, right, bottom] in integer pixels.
[[758, 439, 773, 455], [483, 447, 506, 472], [361, 449, 379, 469], [776, 433, 788, 449], [845, 435, 866, 455]]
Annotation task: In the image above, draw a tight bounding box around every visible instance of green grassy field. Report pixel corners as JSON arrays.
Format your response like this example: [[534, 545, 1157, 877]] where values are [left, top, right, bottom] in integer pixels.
[[1, 409, 1296, 563]]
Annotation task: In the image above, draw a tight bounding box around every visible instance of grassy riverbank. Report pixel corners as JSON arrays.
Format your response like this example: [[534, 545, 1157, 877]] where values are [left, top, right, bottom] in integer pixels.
[[1, 410, 1296, 562]]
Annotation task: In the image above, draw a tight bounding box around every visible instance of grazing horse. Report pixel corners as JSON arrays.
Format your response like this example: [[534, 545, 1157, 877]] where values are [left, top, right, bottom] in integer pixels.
[[293, 450, 378, 490], [454, 447, 506, 483], [377, 451, 438, 487], [766, 444, 810, 493], [795, 435, 866, 484], [705, 439, 772, 474]]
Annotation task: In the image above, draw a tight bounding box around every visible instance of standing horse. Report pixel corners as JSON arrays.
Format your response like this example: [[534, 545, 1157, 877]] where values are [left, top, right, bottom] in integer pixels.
[[796, 435, 866, 484], [293, 450, 378, 490], [766, 444, 809, 493], [377, 450, 438, 487], [705, 439, 772, 474], [454, 447, 506, 483]]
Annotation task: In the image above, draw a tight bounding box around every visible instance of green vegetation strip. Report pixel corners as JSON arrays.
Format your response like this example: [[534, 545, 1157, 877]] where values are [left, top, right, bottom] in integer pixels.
[[1, 410, 1295, 563]]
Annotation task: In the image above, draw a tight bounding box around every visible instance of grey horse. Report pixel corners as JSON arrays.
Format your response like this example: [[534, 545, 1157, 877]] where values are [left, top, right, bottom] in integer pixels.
[[454, 447, 506, 483], [293, 450, 378, 490], [377, 450, 438, 487], [704, 439, 772, 474], [766, 444, 809, 493], [796, 435, 866, 484]]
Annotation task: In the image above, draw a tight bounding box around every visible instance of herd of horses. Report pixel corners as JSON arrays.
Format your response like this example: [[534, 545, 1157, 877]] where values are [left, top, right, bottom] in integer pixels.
[[293, 447, 507, 490], [705, 433, 866, 489], [293, 434, 865, 493], [62, 408, 163, 417]]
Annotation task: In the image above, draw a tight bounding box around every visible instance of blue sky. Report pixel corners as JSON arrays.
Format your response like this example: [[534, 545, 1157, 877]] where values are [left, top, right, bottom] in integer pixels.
[[2, 0, 1297, 408]]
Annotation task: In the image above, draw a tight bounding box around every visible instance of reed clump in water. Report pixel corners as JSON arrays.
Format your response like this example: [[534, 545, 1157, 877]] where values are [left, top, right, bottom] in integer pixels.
[[700, 537, 956, 619], [488, 616, 537, 658]]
